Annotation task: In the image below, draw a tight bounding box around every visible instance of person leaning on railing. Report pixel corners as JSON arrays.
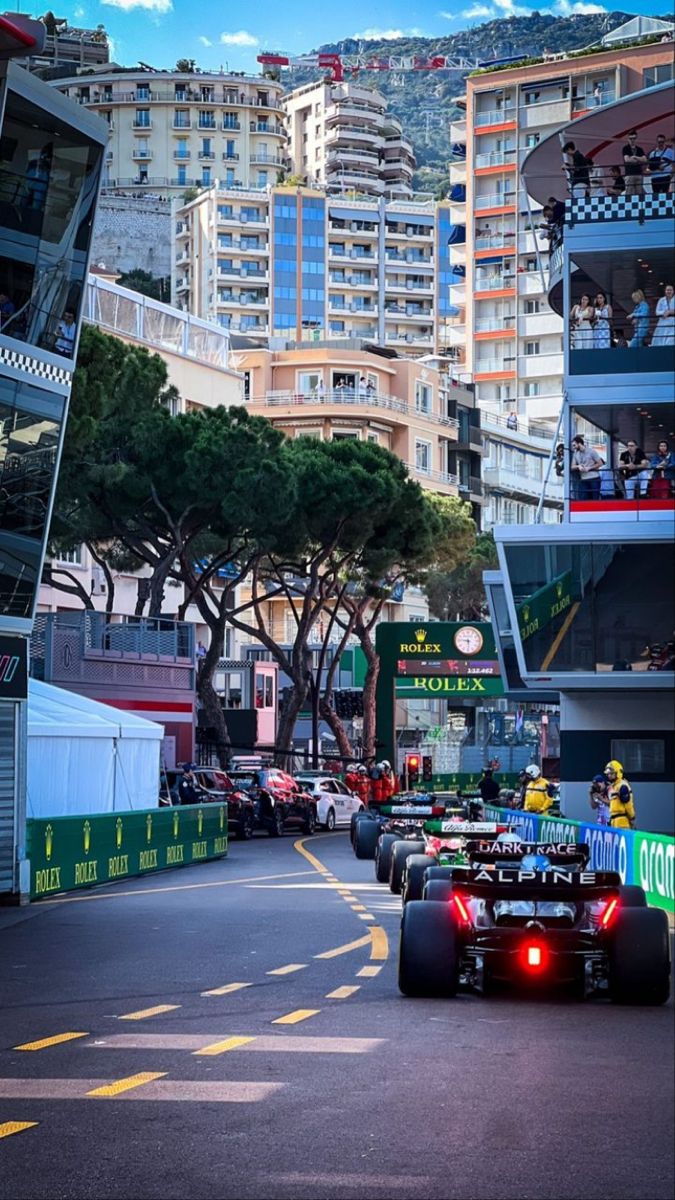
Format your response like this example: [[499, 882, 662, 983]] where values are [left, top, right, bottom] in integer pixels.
[[649, 440, 675, 499]]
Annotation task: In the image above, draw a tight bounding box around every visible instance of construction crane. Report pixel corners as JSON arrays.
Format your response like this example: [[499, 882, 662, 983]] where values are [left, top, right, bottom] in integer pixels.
[[257, 50, 487, 84]]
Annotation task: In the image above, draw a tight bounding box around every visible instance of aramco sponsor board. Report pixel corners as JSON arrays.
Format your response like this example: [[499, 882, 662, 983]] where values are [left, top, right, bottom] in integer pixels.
[[28, 806, 228, 900]]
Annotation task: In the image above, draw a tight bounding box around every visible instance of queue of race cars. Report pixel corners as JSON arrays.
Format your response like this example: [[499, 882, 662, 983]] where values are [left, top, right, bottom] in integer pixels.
[[350, 794, 672, 1006]]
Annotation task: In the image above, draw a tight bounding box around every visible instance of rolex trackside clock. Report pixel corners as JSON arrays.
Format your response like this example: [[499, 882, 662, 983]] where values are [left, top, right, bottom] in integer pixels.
[[453, 625, 484, 655]]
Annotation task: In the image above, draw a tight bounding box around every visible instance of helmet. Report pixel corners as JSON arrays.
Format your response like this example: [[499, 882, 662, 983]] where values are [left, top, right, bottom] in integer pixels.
[[357, 765, 367, 774], [381, 760, 391, 770], [346, 764, 357, 774], [522, 853, 551, 871], [497, 829, 521, 843], [525, 765, 541, 780], [604, 760, 623, 777]]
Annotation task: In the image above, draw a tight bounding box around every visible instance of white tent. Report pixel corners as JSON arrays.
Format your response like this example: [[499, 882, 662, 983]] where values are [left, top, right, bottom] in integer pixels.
[[27, 680, 164, 818]]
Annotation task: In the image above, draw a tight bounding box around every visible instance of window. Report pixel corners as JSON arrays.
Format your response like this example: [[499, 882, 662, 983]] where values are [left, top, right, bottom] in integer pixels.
[[55, 546, 83, 565], [332, 431, 359, 441], [225, 168, 235, 186], [175, 138, 188, 159], [525, 133, 540, 148], [526, 258, 537, 272], [257, 171, 268, 187], [523, 381, 541, 397], [134, 107, 150, 127], [297, 371, 322, 395], [201, 138, 212, 157], [525, 299, 541, 314], [524, 90, 540, 105], [174, 109, 190, 128], [525, 341, 540, 356], [415, 381, 432, 414], [415, 439, 431, 473], [201, 166, 212, 186], [611, 740, 665, 774], [225, 139, 236, 159], [367, 432, 379, 444], [177, 164, 187, 185]]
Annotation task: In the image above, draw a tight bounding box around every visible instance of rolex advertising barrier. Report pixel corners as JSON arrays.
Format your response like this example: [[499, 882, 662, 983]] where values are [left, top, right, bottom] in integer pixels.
[[484, 807, 674, 915], [27, 806, 228, 901]]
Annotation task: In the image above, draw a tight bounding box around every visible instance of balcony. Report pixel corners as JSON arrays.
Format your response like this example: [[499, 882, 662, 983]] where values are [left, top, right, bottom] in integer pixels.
[[474, 356, 516, 375], [475, 234, 516, 253], [519, 352, 564, 378], [519, 312, 561, 338], [385, 279, 434, 295], [132, 147, 153, 160], [475, 192, 516, 211], [132, 119, 152, 131], [476, 316, 516, 335], [251, 122, 285, 136], [483, 462, 563, 502], [406, 464, 459, 491], [31, 612, 194, 690], [571, 89, 616, 114], [173, 149, 191, 160], [479, 409, 556, 447], [249, 153, 286, 166], [222, 152, 240, 162], [474, 107, 516, 128], [475, 275, 516, 295], [172, 120, 192, 131], [198, 150, 216, 160], [222, 120, 242, 131], [475, 150, 516, 171]]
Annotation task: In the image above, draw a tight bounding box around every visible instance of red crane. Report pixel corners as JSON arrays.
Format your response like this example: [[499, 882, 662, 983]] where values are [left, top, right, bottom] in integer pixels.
[[257, 50, 479, 84]]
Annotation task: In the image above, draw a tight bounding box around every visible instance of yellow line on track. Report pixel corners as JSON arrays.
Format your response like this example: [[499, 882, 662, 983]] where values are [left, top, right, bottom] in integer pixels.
[[193, 1036, 256, 1057], [350, 903, 367, 912], [314, 935, 371, 959], [201, 982, 252, 997], [87, 1072, 166, 1098], [541, 601, 580, 670], [118, 1005, 180, 1021], [369, 926, 389, 961], [293, 837, 390, 971], [272, 1009, 320, 1025], [0, 1122, 39, 1139], [357, 965, 382, 978], [325, 985, 360, 1000], [15, 1032, 88, 1052], [266, 964, 307, 976], [292, 840, 331, 875]]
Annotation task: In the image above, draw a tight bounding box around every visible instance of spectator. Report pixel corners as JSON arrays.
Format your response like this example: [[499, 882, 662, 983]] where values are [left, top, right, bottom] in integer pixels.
[[546, 195, 565, 225], [21, 142, 52, 211], [607, 165, 625, 198], [0, 290, 16, 329], [366, 377, 377, 397], [477, 766, 500, 803], [196, 640, 207, 659], [648, 439, 675, 498], [593, 291, 612, 349], [315, 377, 325, 400], [571, 434, 604, 501], [599, 456, 617, 499], [562, 140, 590, 198], [604, 760, 636, 829], [613, 328, 629, 348], [652, 284, 675, 345], [588, 158, 605, 196], [570, 293, 594, 348], [178, 764, 204, 806], [506, 411, 518, 430], [627, 289, 651, 347], [593, 83, 602, 106], [618, 440, 651, 500], [54, 309, 76, 356], [647, 134, 674, 196], [554, 442, 565, 478], [622, 130, 648, 197], [358, 374, 368, 397], [522, 764, 555, 814], [589, 774, 610, 825]]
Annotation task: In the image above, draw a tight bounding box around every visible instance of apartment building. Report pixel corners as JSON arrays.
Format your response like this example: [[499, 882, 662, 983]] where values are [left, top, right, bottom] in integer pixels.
[[173, 185, 440, 352], [55, 67, 287, 194], [284, 79, 415, 198], [448, 32, 674, 525], [15, 16, 109, 76]]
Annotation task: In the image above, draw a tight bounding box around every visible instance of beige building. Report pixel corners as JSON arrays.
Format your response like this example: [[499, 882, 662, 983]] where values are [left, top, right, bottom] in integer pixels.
[[173, 185, 437, 351], [447, 32, 674, 525], [55, 67, 287, 194], [284, 79, 415, 198], [230, 342, 461, 496]]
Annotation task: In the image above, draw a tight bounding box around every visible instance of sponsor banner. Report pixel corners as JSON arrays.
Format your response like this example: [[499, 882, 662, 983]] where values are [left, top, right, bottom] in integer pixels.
[[634, 831, 675, 911], [396, 675, 504, 696], [483, 807, 673, 913], [28, 806, 228, 900], [516, 571, 573, 643]]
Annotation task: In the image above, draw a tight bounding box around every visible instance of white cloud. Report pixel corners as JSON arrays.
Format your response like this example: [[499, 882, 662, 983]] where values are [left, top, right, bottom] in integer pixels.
[[219, 30, 258, 46], [101, 0, 172, 11], [353, 27, 427, 39], [553, 0, 608, 12], [493, 0, 532, 16], [462, 3, 493, 16], [198, 35, 212, 46], [73, 4, 86, 17], [439, 10, 459, 19]]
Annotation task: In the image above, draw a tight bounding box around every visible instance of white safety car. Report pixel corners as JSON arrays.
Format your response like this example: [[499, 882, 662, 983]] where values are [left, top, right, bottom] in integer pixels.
[[294, 774, 364, 831]]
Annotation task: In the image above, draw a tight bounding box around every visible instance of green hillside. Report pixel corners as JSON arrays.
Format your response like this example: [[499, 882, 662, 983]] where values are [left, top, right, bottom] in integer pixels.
[[279, 12, 652, 195]]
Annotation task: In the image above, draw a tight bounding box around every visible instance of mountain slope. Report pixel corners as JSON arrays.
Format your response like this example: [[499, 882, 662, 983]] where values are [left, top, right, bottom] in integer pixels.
[[282, 12, 651, 193]]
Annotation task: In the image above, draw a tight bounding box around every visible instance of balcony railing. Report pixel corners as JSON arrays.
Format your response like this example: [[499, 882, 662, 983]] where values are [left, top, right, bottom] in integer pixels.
[[475, 192, 516, 210], [475, 107, 516, 127], [251, 389, 458, 430], [475, 275, 515, 292], [406, 464, 459, 487], [475, 150, 517, 170]]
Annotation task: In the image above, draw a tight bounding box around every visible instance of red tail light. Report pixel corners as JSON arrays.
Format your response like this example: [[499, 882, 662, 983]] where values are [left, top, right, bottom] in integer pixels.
[[520, 941, 548, 973], [453, 893, 471, 924], [599, 896, 619, 928]]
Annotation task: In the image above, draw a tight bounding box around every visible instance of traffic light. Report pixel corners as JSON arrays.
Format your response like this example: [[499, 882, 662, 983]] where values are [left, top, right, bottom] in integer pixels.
[[406, 753, 420, 785], [333, 690, 364, 719], [422, 755, 433, 783]]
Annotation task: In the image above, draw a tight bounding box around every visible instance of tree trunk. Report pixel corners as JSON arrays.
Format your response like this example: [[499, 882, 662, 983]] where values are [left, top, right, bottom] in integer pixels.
[[195, 626, 230, 768], [358, 625, 380, 761], [275, 676, 308, 770], [318, 698, 353, 761]]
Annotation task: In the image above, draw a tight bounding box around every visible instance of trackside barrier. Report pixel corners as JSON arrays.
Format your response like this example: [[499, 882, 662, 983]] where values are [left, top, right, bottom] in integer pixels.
[[484, 807, 674, 915], [27, 805, 228, 901]]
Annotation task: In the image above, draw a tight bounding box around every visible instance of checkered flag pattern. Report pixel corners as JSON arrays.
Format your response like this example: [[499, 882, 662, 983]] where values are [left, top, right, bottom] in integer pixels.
[[0, 345, 72, 386], [568, 194, 675, 222]]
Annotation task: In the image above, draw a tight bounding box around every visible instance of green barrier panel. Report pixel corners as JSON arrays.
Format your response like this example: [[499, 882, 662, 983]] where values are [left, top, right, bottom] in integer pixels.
[[411, 773, 521, 792], [633, 830, 675, 912], [28, 805, 228, 901]]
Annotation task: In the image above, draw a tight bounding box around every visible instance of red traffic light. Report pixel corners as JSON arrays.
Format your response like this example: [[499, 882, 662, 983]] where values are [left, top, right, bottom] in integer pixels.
[[407, 754, 419, 767]]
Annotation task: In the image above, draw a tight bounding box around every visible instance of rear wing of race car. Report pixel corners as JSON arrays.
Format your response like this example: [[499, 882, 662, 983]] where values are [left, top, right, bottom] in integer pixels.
[[422, 820, 503, 836], [384, 804, 446, 818], [451, 865, 621, 902], [465, 840, 590, 867]]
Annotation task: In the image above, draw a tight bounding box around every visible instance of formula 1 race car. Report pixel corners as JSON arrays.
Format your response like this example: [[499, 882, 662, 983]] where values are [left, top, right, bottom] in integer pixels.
[[351, 793, 480, 881], [399, 818, 505, 905], [398, 839, 671, 1005]]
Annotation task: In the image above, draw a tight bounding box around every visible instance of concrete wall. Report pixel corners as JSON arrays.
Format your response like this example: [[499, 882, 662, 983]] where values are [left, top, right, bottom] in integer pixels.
[[92, 196, 172, 278]]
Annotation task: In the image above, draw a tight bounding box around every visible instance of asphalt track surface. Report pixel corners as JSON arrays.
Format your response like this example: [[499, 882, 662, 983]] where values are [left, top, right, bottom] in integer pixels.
[[0, 831, 673, 1200]]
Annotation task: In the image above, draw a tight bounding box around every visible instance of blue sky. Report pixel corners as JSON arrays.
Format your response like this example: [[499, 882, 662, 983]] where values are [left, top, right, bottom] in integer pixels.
[[47, 1, 672, 71]]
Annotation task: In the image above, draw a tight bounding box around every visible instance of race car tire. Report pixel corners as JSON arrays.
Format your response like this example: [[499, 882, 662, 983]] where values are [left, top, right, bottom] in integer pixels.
[[423, 879, 454, 903], [324, 808, 336, 832], [402, 855, 434, 905], [375, 833, 398, 883], [354, 817, 380, 860], [399, 901, 459, 997], [389, 841, 424, 895], [351, 809, 373, 847], [424, 866, 454, 883], [609, 907, 671, 1006], [617, 885, 647, 907]]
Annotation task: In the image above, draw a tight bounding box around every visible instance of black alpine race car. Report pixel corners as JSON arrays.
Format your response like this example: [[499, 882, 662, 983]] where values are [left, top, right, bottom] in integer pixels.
[[399, 839, 671, 1004], [352, 794, 485, 892]]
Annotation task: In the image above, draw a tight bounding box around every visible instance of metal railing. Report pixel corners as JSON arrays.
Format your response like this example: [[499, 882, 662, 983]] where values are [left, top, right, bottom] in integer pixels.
[[251, 390, 459, 429], [406, 464, 459, 487], [475, 108, 516, 127]]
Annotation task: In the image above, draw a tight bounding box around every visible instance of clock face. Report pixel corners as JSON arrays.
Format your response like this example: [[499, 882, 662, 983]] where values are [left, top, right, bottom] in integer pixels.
[[454, 626, 484, 655]]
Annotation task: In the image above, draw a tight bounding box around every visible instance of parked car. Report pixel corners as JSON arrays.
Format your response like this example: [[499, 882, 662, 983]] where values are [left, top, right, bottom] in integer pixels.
[[294, 774, 364, 831], [228, 768, 317, 836], [159, 767, 256, 840]]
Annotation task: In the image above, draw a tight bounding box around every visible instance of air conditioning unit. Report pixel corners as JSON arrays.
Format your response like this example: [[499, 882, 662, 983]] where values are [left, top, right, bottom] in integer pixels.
[[91, 567, 107, 596]]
